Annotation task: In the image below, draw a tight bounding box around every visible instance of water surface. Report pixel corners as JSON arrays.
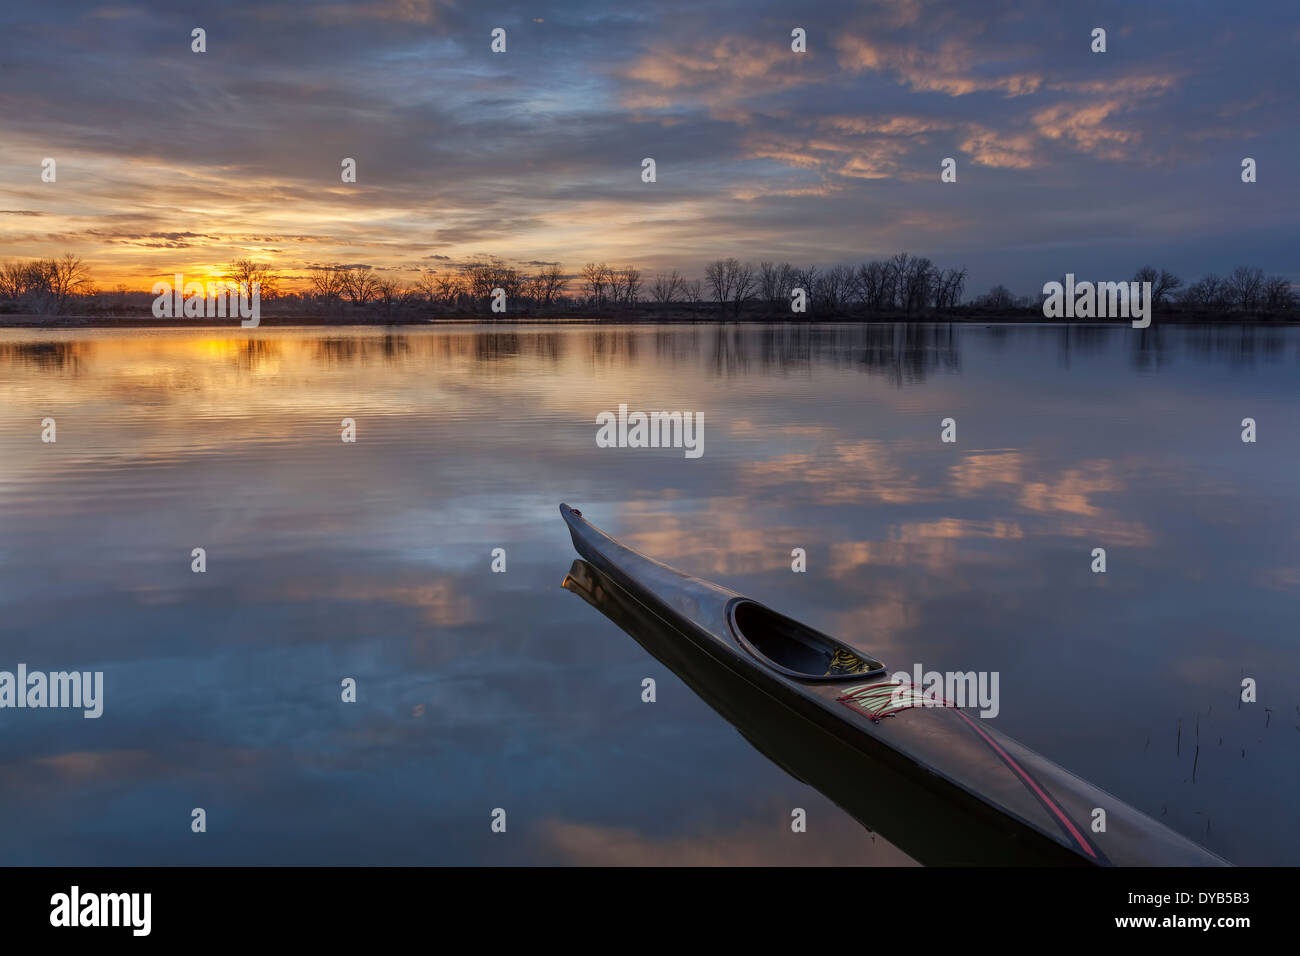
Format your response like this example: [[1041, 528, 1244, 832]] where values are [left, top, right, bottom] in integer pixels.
[[0, 323, 1296, 864]]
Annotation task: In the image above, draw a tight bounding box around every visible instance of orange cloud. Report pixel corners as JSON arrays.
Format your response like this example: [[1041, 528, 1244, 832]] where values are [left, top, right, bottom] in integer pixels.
[[959, 126, 1039, 169], [835, 35, 1044, 97], [622, 36, 815, 108], [1032, 101, 1142, 160], [822, 114, 953, 136]]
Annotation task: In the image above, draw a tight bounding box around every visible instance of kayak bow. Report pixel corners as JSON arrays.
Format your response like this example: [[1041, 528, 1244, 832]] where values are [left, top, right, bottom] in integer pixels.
[[560, 503, 1228, 867]]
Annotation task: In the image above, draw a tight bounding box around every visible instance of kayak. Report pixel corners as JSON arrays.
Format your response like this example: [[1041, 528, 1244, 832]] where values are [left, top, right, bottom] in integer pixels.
[[560, 503, 1229, 866]]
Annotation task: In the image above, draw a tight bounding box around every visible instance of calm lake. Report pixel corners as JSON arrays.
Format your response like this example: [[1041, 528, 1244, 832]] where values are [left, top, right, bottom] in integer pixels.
[[0, 322, 1296, 865]]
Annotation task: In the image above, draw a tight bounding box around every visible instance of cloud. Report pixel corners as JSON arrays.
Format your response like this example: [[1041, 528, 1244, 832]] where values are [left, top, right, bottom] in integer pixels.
[[836, 35, 1044, 97], [1031, 101, 1143, 160], [0, 0, 1294, 295], [622, 36, 814, 104], [958, 126, 1039, 169]]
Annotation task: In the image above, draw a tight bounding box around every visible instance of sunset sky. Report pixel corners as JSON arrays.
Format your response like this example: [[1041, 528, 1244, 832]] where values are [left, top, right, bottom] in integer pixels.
[[1, 0, 1296, 297]]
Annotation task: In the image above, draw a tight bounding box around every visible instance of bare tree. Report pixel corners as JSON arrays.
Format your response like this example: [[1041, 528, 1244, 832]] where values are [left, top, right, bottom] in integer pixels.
[[934, 267, 967, 310], [607, 266, 628, 305], [0, 260, 45, 305], [886, 253, 915, 309], [758, 261, 794, 310], [911, 258, 938, 314], [6, 260, 51, 312], [581, 262, 608, 309], [0, 253, 98, 314], [732, 260, 756, 317], [1262, 276, 1296, 311], [460, 261, 489, 302], [815, 264, 856, 312], [0, 263, 16, 301], [412, 271, 441, 305], [452, 257, 520, 311], [42, 253, 94, 313], [704, 259, 733, 310], [435, 273, 465, 308], [522, 271, 546, 308], [1180, 274, 1226, 309], [884, 254, 934, 315], [308, 265, 346, 310], [932, 268, 952, 310], [650, 270, 686, 304], [224, 258, 279, 300], [682, 278, 703, 304], [856, 261, 890, 311], [620, 265, 641, 306], [1154, 269, 1182, 308], [339, 266, 380, 306], [1134, 266, 1182, 308], [461, 259, 506, 305], [976, 285, 1016, 310], [705, 258, 755, 317], [537, 263, 566, 307], [599, 264, 617, 306], [758, 261, 779, 306], [1227, 265, 1264, 311], [498, 264, 523, 305], [374, 278, 402, 315], [399, 285, 425, 310]]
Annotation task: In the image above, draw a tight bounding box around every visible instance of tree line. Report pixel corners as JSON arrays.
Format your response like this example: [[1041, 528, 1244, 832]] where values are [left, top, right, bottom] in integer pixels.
[[0, 253, 94, 315], [0, 252, 1294, 317], [977, 265, 1296, 313]]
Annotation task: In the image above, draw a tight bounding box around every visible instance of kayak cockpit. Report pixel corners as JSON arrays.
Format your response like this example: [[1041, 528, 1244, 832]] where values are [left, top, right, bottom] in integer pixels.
[[726, 599, 885, 682]]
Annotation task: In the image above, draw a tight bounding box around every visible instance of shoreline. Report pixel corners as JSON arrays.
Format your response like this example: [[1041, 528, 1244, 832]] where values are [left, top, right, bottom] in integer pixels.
[[3, 311, 1298, 330]]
